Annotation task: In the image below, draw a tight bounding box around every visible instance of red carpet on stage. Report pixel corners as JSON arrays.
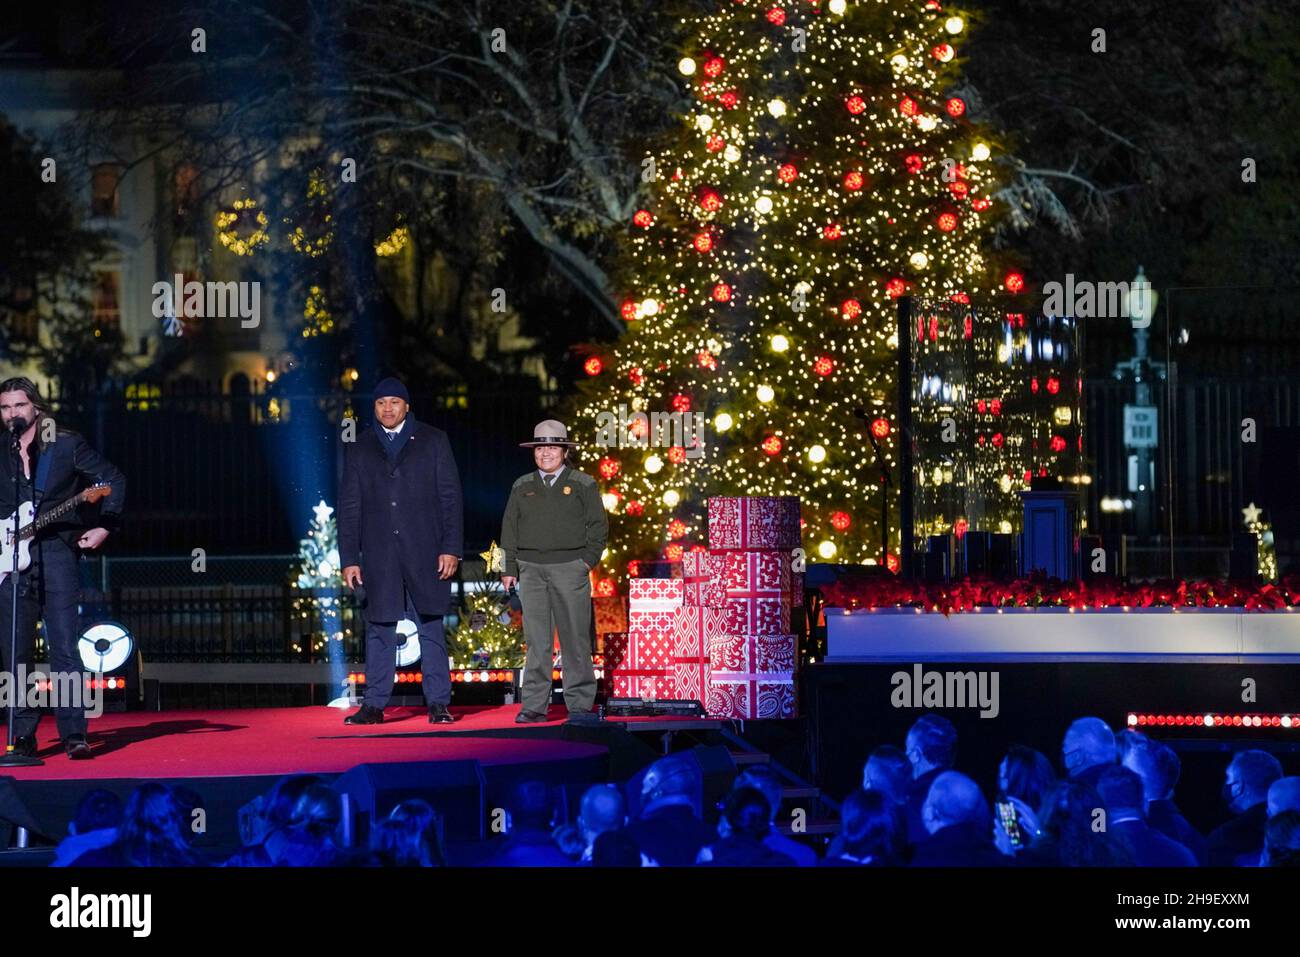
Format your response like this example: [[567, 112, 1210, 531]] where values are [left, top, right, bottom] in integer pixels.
[[2, 705, 601, 782]]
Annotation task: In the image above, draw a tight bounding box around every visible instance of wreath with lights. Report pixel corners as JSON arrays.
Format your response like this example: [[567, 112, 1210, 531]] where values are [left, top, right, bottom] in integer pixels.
[[215, 198, 270, 256]]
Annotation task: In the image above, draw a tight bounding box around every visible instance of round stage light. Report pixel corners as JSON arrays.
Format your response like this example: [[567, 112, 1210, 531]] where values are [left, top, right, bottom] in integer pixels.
[[78, 621, 134, 674], [395, 618, 422, 667]]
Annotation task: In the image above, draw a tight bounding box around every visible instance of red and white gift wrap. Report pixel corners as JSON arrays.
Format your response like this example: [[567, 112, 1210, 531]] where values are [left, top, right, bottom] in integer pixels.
[[681, 550, 728, 607], [707, 496, 801, 551], [605, 623, 675, 699], [706, 632, 798, 719], [628, 577, 684, 611], [718, 550, 791, 598], [672, 604, 727, 703]]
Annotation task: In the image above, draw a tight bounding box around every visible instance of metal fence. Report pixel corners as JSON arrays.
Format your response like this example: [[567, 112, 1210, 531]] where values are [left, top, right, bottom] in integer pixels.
[[49, 383, 560, 555]]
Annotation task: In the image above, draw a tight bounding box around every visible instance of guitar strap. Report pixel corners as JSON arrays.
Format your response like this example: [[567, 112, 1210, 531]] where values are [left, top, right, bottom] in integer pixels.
[[33, 443, 53, 510]]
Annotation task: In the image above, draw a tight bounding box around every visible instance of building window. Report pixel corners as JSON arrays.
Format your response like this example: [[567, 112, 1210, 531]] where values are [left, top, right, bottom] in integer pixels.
[[91, 164, 123, 218], [91, 271, 122, 329]]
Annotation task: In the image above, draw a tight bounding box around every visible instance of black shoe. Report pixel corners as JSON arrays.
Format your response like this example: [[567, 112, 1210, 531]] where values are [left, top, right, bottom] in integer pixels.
[[11, 735, 36, 758], [515, 711, 549, 724], [428, 704, 455, 724], [344, 705, 384, 725], [64, 735, 93, 760]]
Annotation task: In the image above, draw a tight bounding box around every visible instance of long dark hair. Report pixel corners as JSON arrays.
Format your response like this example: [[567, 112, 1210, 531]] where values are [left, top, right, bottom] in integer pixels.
[[112, 783, 203, 867], [0, 376, 56, 450]]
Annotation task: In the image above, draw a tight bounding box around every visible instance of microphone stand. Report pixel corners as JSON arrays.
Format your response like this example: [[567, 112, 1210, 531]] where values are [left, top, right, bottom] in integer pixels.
[[1, 420, 43, 766]]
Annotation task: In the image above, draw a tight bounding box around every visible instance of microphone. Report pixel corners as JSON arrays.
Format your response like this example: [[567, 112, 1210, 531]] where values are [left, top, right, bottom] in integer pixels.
[[7, 416, 28, 434]]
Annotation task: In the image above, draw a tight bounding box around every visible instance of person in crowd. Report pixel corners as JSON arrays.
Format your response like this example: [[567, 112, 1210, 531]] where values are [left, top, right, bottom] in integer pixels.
[[624, 755, 715, 866], [823, 788, 905, 866], [370, 799, 445, 866], [591, 830, 646, 867], [993, 744, 1056, 854], [903, 714, 959, 844], [863, 745, 911, 808], [558, 783, 650, 865], [1018, 780, 1132, 867], [1115, 728, 1147, 764], [910, 771, 1007, 867], [1261, 811, 1300, 867], [1267, 777, 1300, 818], [266, 785, 344, 866], [481, 780, 574, 866], [1122, 737, 1206, 863], [735, 766, 818, 866], [51, 789, 123, 867], [224, 774, 324, 867], [70, 783, 203, 867], [1061, 717, 1117, 790], [1095, 765, 1197, 866], [1207, 749, 1283, 866], [697, 788, 796, 866]]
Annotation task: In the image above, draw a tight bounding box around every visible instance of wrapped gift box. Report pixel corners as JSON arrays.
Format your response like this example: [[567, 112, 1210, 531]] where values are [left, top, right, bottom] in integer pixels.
[[707, 496, 801, 551], [709, 632, 797, 674], [718, 550, 791, 598], [628, 577, 684, 611], [707, 678, 797, 720], [672, 604, 727, 703], [707, 630, 797, 718], [606, 621, 675, 700], [593, 594, 628, 636], [682, 550, 728, 607], [790, 571, 804, 607], [723, 596, 790, 636]]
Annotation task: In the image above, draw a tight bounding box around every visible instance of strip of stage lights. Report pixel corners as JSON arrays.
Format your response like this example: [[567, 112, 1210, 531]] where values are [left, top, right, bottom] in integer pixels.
[[1127, 713, 1299, 729]]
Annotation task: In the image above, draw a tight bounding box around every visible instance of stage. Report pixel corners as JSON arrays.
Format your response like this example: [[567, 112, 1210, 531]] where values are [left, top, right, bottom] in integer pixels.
[[0, 705, 706, 861]]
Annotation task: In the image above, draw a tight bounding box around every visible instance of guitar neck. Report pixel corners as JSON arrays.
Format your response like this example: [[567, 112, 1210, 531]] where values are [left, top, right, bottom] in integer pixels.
[[20, 492, 90, 542]]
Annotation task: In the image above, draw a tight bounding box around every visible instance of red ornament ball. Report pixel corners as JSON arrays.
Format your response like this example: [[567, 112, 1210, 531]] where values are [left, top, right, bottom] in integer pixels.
[[632, 209, 653, 228], [719, 90, 739, 109], [777, 163, 798, 183], [871, 417, 891, 439], [831, 511, 852, 532], [904, 154, 925, 174], [667, 519, 687, 539], [885, 277, 907, 299], [971, 197, 992, 211], [1004, 271, 1025, 293], [822, 223, 843, 240], [628, 367, 643, 385], [668, 446, 687, 464], [698, 190, 723, 212], [665, 543, 684, 562], [583, 357, 603, 376], [991, 432, 1005, 448], [712, 282, 732, 302], [696, 350, 717, 371], [945, 97, 966, 117], [1046, 376, 1061, 395], [948, 181, 969, 200], [1050, 435, 1067, 453], [693, 231, 714, 252], [620, 299, 638, 321], [899, 97, 919, 117], [766, 6, 786, 26], [703, 56, 726, 78], [843, 170, 865, 191], [761, 435, 783, 455], [840, 298, 862, 320], [671, 394, 692, 413], [706, 134, 725, 152], [990, 398, 1002, 415], [813, 356, 835, 377], [625, 501, 644, 517], [598, 457, 621, 479], [845, 95, 867, 115], [937, 212, 959, 232]]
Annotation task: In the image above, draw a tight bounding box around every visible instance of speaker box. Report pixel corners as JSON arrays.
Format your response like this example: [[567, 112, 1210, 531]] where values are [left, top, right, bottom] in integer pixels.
[[331, 760, 485, 844], [962, 531, 992, 576], [623, 745, 738, 822]]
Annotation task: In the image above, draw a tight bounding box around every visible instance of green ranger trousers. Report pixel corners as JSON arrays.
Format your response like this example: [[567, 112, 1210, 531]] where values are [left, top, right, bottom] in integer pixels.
[[517, 558, 596, 715]]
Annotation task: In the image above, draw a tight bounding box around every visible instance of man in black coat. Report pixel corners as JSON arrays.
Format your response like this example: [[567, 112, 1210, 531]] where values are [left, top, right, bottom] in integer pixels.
[[338, 378, 463, 725], [910, 772, 1010, 867], [1206, 749, 1282, 866], [0, 378, 125, 760]]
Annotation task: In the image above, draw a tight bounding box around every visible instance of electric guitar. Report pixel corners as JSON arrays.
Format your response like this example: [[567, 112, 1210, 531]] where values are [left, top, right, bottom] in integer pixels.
[[0, 484, 113, 584]]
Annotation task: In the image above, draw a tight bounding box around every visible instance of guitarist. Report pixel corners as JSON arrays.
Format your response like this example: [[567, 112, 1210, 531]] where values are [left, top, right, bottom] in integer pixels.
[[0, 378, 125, 760]]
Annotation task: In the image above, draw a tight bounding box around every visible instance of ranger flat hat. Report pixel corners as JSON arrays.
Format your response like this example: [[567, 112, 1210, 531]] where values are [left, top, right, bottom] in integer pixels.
[[520, 419, 578, 448]]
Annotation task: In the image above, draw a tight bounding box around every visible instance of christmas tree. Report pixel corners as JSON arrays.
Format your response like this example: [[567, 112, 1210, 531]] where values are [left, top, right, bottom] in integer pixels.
[[446, 542, 525, 668], [290, 500, 351, 702], [570, 0, 1024, 574]]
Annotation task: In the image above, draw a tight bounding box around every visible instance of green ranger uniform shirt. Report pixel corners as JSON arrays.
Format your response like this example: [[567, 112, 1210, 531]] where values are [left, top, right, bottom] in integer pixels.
[[500, 466, 609, 578]]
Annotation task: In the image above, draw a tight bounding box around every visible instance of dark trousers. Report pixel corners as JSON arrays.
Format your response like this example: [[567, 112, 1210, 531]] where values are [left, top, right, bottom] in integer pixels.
[[0, 568, 88, 740], [362, 588, 451, 709]]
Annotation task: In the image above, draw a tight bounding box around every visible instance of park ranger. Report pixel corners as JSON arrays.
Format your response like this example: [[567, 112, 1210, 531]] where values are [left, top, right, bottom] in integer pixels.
[[499, 420, 608, 724]]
